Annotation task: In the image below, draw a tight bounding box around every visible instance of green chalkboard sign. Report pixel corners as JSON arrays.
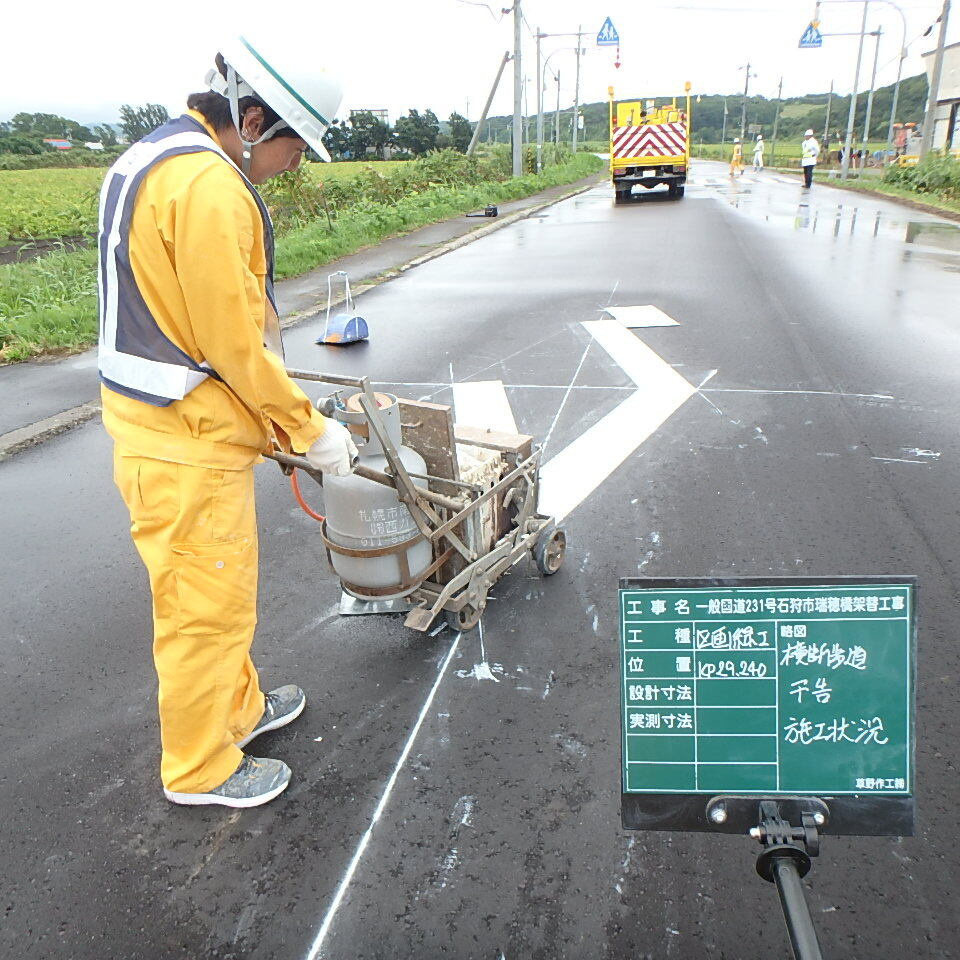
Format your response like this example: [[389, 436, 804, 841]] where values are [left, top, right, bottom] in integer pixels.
[[619, 577, 917, 835]]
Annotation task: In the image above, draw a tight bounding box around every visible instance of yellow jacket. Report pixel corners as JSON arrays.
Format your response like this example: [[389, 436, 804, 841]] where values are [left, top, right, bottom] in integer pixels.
[[101, 110, 326, 469]]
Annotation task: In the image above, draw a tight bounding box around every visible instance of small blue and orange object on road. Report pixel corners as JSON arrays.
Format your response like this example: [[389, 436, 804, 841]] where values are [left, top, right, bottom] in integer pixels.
[[316, 271, 369, 345]]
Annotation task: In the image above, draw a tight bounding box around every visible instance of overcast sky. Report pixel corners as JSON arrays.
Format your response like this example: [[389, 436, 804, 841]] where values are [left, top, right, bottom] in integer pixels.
[[3, 0, 954, 127]]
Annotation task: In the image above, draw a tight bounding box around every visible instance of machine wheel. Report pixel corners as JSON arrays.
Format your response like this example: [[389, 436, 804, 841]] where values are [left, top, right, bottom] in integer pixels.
[[674, 185, 685, 199], [614, 189, 630, 205], [444, 603, 483, 632], [534, 526, 567, 576]]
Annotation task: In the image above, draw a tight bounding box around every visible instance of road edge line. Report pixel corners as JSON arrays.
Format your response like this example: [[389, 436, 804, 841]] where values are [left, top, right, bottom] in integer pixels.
[[0, 401, 102, 463]]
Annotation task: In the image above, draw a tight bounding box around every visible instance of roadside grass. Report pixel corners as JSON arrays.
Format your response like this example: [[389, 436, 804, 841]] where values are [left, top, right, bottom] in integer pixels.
[[0, 153, 602, 362], [275, 153, 603, 277], [811, 173, 960, 218], [0, 246, 99, 361]]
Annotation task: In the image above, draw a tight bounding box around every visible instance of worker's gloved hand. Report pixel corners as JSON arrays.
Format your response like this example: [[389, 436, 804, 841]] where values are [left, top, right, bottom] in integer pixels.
[[305, 419, 359, 477]]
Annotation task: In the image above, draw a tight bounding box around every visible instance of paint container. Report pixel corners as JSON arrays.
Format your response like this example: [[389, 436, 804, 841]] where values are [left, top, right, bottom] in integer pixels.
[[320, 392, 433, 600]]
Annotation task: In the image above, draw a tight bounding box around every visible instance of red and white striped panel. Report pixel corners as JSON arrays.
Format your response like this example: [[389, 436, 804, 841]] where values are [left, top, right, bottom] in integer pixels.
[[613, 122, 687, 160]]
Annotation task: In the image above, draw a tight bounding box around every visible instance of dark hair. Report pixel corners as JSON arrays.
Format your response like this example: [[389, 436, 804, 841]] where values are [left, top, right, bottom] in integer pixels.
[[186, 53, 300, 139]]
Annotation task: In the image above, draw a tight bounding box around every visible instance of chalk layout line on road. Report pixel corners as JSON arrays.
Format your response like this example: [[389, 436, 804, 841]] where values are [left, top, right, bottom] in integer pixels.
[[303, 631, 463, 960], [603, 304, 679, 328]]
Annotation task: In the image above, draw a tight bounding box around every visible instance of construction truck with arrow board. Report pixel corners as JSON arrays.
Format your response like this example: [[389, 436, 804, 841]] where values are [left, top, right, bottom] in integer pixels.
[[609, 84, 692, 203]]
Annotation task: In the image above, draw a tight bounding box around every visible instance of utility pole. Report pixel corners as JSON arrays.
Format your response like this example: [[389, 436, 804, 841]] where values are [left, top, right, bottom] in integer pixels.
[[523, 75, 530, 144], [840, 1, 869, 179], [572, 25, 582, 153], [885, 31, 907, 158], [823, 79, 834, 144], [538, 29, 590, 158], [721, 98, 728, 145], [739, 62, 756, 140], [862, 28, 882, 154], [920, 0, 951, 157], [536, 29, 543, 173], [512, 0, 523, 175], [467, 51, 511, 157], [555, 70, 561, 145], [771, 76, 783, 167]]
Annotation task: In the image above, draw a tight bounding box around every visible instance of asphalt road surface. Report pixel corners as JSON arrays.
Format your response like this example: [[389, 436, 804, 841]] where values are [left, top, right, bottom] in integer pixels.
[[3, 160, 959, 959]]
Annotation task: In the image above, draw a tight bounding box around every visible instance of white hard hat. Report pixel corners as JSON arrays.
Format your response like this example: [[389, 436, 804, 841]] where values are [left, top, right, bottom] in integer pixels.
[[756, 134, 763, 140], [734, 137, 740, 142], [804, 129, 814, 136], [208, 35, 344, 165]]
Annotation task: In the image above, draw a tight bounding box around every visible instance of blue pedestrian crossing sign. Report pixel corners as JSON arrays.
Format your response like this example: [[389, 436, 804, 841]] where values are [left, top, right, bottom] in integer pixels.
[[799, 22, 823, 48], [597, 17, 620, 47]]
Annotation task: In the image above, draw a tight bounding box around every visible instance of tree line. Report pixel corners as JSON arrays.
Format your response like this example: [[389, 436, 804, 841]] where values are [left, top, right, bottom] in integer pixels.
[[0, 104, 170, 156], [322, 110, 473, 160], [0, 104, 476, 163]]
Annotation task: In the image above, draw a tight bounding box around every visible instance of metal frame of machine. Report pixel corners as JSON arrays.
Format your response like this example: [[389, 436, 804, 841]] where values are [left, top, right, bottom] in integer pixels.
[[266, 368, 567, 632]]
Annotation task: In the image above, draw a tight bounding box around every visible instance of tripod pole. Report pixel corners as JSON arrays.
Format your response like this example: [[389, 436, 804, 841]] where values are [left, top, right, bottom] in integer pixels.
[[772, 854, 824, 960]]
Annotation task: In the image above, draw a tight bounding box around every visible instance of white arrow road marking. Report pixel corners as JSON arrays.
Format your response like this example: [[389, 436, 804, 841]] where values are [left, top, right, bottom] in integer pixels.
[[538, 319, 697, 522], [452, 380, 518, 433], [603, 304, 679, 328]]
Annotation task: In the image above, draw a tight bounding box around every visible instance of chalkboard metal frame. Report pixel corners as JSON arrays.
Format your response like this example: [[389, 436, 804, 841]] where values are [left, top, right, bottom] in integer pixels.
[[619, 575, 917, 838]]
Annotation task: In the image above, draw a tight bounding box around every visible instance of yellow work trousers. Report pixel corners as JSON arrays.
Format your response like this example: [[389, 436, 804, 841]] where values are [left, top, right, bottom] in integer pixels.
[[113, 446, 265, 793]]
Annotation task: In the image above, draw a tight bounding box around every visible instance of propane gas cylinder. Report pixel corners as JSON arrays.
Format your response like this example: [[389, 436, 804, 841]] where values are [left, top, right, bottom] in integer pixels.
[[321, 392, 433, 600]]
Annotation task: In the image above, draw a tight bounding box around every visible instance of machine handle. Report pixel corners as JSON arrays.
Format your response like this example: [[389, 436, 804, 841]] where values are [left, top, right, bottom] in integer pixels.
[[263, 450, 464, 513]]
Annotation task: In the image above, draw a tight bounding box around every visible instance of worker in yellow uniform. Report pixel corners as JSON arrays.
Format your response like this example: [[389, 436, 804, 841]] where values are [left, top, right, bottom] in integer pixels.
[[729, 137, 744, 177], [99, 35, 358, 808]]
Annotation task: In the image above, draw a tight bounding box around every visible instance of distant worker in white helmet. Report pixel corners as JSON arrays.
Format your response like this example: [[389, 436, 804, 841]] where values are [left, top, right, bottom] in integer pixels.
[[801, 128, 820, 188], [753, 134, 764, 172], [98, 36, 358, 808], [729, 137, 744, 178]]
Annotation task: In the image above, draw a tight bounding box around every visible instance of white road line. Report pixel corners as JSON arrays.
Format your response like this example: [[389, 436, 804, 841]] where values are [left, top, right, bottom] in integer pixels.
[[538, 321, 697, 522], [603, 305, 679, 328], [303, 631, 463, 960], [452, 380, 518, 432], [582, 318, 691, 392]]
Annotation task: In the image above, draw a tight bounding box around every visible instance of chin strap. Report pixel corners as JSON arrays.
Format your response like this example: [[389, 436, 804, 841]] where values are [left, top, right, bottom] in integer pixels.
[[206, 65, 287, 177]]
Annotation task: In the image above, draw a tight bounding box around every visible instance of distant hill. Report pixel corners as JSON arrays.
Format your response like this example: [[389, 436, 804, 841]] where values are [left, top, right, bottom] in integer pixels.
[[480, 73, 929, 145]]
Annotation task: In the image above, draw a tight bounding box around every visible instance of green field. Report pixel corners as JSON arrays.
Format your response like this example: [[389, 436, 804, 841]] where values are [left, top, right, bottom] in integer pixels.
[[0, 160, 406, 243], [0, 168, 103, 241]]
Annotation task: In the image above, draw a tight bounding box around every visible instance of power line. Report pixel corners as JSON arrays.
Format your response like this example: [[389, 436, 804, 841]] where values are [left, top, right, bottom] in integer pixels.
[[453, 0, 506, 22]]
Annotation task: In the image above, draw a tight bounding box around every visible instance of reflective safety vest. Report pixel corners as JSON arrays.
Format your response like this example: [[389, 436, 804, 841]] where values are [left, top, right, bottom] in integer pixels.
[[97, 114, 280, 407]]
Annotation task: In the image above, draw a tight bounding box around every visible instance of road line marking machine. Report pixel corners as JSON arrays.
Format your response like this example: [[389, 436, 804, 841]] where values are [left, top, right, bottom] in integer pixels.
[[267, 369, 567, 632]]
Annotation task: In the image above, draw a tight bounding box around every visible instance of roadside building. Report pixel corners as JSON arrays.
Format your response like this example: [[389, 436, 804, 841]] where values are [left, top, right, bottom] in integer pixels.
[[42, 138, 72, 150], [350, 108, 389, 124], [922, 40, 960, 150]]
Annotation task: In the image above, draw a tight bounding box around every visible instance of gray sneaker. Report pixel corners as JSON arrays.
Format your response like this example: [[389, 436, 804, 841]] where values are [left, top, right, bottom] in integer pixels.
[[164, 755, 291, 808], [236, 685, 307, 748]]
